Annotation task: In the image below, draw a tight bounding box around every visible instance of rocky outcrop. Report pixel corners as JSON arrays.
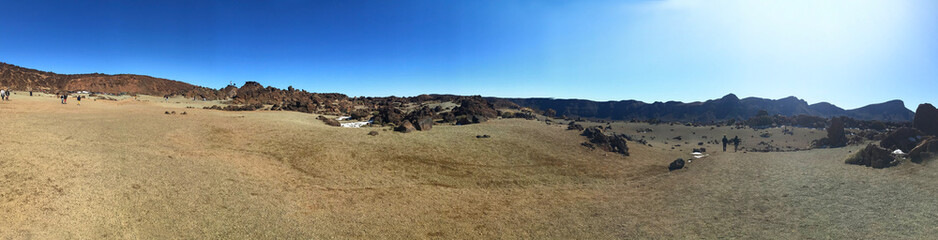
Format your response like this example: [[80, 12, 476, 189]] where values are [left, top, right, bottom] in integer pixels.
[[913, 103, 938, 136], [451, 96, 498, 124], [582, 127, 629, 156], [880, 127, 925, 152], [845, 144, 897, 169], [812, 117, 848, 148], [909, 137, 938, 163]]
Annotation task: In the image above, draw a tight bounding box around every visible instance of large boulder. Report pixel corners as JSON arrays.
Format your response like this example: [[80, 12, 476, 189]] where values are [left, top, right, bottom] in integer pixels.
[[880, 127, 925, 152], [914, 103, 938, 136], [395, 121, 416, 133], [827, 117, 847, 147], [668, 158, 685, 171], [845, 144, 897, 169], [909, 137, 938, 163], [415, 117, 433, 131]]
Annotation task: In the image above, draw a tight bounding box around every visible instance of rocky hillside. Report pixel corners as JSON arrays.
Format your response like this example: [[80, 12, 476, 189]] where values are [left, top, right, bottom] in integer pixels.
[[0, 62, 224, 98], [491, 94, 914, 122]]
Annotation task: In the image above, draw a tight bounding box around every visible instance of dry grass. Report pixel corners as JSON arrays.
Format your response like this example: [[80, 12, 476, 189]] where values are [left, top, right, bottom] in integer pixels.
[[1, 91, 937, 239]]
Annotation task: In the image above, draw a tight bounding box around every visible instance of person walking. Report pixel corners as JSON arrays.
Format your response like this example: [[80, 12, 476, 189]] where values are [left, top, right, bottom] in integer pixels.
[[76, 95, 82, 106], [0, 89, 6, 101], [732, 136, 741, 152], [722, 135, 728, 152]]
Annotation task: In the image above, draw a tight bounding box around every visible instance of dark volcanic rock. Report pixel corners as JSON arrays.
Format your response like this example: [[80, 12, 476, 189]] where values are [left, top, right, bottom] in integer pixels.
[[909, 137, 938, 163], [669, 158, 685, 171], [880, 127, 925, 152], [451, 96, 498, 123], [368, 131, 379, 136], [914, 103, 938, 136], [567, 122, 585, 131], [395, 121, 416, 133], [581, 127, 629, 156], [827, 117, 847, 147], [845, 144, 897, 169]]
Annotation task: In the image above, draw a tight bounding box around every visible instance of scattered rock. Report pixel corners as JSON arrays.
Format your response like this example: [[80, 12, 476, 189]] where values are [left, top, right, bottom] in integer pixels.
[[567, 122, 585, 131], [668, 158, 685, 171], [693, 148, 706, 153], [164, 111, 170, 115], [913, 103, 938, 136], [368, 131, 379, 136], [845, 144, 897, 169], [476, 135, 491, 139]]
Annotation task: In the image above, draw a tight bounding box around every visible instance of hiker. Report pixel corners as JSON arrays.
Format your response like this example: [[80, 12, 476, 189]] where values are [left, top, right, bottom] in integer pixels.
[[62, 94, 67, 104], [722, 135, 728, 152], [76, 95, 82, 106], [0, 89, 5, 101], [29, 91, 32, 96], [732, 136, 741, 152]]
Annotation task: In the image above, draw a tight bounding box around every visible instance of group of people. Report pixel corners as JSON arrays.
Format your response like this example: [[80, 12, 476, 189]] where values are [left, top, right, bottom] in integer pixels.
[[60, 94, 82, 105], [0, 89, 10, 101], [722, 135, 741, 152]]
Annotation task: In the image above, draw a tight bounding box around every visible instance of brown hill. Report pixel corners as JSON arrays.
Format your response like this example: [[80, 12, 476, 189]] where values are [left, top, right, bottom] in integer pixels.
[[0, 61, 223, 98]]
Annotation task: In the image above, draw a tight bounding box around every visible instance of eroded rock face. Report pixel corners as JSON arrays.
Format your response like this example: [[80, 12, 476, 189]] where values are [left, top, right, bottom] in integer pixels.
[[845, 144, 896, 169], [910, 137, 938, 163], [914, 103, 938, 136], [880, 127, 925, 152]]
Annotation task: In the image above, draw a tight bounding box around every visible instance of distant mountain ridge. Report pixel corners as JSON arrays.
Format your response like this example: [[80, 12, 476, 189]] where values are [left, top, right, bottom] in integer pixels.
[[0, 61, 914, 122], [490, 94, 914, 122]]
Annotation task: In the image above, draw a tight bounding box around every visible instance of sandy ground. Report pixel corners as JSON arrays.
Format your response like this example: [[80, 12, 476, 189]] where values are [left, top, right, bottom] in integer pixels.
[[1, 91, 937, 239]]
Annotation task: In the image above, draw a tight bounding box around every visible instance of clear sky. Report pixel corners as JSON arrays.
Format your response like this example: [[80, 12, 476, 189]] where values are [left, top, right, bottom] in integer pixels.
[[1, 0, 935, 109]]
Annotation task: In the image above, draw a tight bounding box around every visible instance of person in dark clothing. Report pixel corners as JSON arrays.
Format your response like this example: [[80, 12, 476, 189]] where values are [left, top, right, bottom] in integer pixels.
[[732, 136, 741, 152], [29, 91, 32, 96], [76, 95, 82, 106], [722, 135, 728, 152]]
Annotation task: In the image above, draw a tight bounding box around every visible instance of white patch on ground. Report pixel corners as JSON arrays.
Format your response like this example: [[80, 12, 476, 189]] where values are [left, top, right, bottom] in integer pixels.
[[337, 116, 352, 121], [341, 120, 372, 128]]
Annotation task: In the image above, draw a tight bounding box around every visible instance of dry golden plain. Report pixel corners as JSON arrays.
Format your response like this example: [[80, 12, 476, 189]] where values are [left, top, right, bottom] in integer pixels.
[[1, 92, 937, 239]]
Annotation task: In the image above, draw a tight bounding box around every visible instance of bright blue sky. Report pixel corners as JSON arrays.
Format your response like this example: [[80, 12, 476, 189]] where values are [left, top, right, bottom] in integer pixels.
[[1, 0, 936, 109]]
